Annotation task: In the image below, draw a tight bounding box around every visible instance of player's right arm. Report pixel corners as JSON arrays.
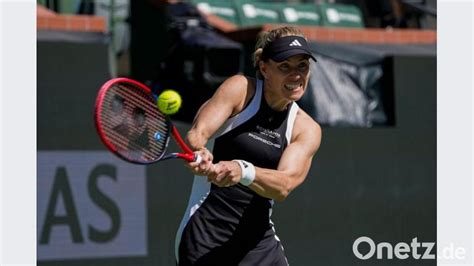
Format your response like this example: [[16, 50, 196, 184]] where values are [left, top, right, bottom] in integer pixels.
[[186, 75, 254, 174]]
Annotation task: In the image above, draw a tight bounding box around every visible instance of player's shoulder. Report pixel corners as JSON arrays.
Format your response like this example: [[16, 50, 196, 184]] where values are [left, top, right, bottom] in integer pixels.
[[220, 74, 254, 90], [217, 75, 256, 113], [293, 107, 322, 141]]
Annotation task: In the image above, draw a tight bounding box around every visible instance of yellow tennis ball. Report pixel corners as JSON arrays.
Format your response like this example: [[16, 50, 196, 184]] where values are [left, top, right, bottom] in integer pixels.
[[157, 89, 182, 115]]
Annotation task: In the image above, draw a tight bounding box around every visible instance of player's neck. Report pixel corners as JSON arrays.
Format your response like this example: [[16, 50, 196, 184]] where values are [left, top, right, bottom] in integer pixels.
[[263, 89, 291, 112]]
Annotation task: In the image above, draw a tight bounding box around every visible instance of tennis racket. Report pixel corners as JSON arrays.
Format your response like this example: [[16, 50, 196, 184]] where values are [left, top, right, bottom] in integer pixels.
[[94, 77, 201, 164]]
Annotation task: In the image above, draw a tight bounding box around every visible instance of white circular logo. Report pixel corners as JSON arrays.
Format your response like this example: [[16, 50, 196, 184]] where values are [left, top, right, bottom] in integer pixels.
[[326, 8, 340, 23], [283, 8, 298, 22], [242, 4, 257, 18]]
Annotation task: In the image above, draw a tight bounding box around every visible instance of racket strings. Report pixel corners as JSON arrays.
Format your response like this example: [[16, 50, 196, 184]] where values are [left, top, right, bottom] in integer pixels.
[[100, 84, 169, 162], [103, 89, 166, 160]]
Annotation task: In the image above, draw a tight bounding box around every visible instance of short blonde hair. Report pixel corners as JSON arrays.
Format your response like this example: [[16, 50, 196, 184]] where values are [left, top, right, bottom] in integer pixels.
[[253, 26, 306, 77]]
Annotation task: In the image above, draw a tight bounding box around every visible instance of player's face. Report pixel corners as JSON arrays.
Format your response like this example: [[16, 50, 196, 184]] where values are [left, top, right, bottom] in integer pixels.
[[261, 54, 311, 102]]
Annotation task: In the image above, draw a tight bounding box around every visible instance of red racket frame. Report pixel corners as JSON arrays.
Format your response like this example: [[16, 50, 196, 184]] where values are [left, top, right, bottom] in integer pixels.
[[94, 77, 196, 164]]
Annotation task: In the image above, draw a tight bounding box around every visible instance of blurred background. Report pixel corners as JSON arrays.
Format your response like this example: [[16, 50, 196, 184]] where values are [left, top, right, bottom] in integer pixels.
[[37, 0, 436, 265]]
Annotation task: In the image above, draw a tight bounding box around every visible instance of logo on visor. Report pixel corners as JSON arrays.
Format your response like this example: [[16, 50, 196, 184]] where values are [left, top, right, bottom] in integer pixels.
[[289, 39, 302, 46]]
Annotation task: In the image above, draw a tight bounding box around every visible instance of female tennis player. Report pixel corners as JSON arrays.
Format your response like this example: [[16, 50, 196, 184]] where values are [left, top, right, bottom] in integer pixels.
[[175, 26, 322, 266]]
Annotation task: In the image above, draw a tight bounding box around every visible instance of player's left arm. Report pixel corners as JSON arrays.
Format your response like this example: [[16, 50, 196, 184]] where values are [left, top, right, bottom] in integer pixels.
[[211, 111, 322, 201]]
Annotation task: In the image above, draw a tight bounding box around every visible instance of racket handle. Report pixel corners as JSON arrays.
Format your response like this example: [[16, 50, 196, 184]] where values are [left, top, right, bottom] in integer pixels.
[[194, 153, 202, 164]]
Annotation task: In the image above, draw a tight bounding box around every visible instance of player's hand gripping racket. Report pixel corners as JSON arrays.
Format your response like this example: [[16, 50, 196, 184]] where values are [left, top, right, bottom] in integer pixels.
[[94, 77, 202, 164]]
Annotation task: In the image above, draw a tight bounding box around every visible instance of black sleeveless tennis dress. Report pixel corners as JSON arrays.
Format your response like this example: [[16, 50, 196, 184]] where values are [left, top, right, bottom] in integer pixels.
[[176, 79, 299, 266]]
